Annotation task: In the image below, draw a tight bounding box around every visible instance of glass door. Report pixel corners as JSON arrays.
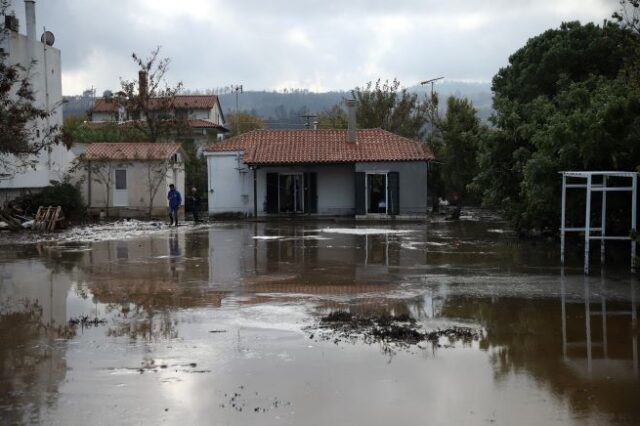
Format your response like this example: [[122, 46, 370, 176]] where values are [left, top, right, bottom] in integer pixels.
[[279, 174, 304, 213], [367, 173, 387, 214]]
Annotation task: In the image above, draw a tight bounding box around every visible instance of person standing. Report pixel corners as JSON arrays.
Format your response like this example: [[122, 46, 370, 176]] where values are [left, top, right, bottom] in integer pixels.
[[189, 187, 201, 222], [167, 184, 182, 227]]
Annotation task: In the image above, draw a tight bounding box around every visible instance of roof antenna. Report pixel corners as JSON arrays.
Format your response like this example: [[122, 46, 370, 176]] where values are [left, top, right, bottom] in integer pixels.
[[299, 114, 317, 129]]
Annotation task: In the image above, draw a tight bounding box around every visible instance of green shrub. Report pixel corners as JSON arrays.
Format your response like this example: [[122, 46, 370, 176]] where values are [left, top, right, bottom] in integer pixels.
[[20, 181, 86, 220]]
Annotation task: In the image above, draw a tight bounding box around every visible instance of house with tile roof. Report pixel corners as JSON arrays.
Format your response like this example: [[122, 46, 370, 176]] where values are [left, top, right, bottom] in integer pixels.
[[78, 143, 186, 218], [204, 102, 434, 218], [89, 94, 228, 147]]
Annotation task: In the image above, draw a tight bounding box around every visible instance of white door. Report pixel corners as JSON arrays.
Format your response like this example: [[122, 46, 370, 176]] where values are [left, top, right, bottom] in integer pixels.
[[113, 168, 128, 207]]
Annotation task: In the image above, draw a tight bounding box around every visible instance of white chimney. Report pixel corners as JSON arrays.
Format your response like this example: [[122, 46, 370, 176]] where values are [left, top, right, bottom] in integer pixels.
[[24, 0, 36, 41], [346, 99, 357, 143]]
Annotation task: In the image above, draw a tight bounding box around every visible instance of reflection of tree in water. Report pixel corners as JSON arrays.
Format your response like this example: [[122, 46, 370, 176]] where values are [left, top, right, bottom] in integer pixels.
[[0, 300, 71, 424], [89, 277, 226, 340], [440, 295, 640, 421], [106, 303, 178, 340]]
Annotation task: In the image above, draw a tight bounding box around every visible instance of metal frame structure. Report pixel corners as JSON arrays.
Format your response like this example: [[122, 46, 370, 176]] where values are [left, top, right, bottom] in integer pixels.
[[560, 171, 638, 274]]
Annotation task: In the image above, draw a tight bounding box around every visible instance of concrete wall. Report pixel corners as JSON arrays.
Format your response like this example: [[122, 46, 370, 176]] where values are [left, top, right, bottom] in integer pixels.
[[206, 151, 250, 214], [0, 27, 72, 194], [82, 160, 185, 218], [355, 161, 429, 215]]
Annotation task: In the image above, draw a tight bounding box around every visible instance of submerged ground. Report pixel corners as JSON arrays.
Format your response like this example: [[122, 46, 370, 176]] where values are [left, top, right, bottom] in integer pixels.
[[0, 219, 638, 425]]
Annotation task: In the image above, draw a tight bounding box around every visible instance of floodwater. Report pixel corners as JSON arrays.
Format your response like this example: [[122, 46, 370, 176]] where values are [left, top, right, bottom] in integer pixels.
[[0, 219, 638, 426]]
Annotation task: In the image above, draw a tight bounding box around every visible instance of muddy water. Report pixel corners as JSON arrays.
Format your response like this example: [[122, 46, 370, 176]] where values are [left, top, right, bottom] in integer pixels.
[[0, 220, 638, 425]]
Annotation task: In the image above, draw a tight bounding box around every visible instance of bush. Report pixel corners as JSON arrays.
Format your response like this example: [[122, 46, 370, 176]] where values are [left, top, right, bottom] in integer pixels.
[[18, 181, 86, 220]]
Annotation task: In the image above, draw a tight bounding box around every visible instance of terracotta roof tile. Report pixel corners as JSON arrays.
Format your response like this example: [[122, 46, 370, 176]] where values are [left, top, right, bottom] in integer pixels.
[[84, 143, 182, 161], [83, 119, 227, 131], [92, 95, 219, 113], [188, 119, 228, 131], [206, 129, 434, 164]]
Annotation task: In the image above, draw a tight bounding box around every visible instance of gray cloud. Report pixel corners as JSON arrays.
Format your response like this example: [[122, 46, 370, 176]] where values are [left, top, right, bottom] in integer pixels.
[[25, 0, 620, 94]]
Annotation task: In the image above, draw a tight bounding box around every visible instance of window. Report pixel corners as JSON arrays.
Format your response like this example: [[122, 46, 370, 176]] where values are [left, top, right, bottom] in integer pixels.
[[115, 169, 127, 190]]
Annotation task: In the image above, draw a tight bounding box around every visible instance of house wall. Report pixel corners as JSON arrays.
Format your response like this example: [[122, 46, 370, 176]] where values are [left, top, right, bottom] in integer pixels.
[[84, 160, 185, 218], [0, 26, 73, 197], [355, 161, 429, 215], [255, 164, 355, 216], [189, 109, 209, 120], [91, 111, 116, 122], [206, 152, 355, 216]]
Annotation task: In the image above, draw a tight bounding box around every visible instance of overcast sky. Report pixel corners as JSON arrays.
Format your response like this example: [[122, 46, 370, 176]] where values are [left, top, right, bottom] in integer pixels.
[[14, 0, 620, 95]]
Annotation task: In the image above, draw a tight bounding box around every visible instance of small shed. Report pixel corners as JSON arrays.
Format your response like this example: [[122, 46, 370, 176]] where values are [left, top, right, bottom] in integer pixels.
[[80, 143, 186, 218]]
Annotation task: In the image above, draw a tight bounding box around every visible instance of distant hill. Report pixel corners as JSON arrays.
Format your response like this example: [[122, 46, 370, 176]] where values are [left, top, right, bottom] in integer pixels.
[[63, 81, 493, 128]]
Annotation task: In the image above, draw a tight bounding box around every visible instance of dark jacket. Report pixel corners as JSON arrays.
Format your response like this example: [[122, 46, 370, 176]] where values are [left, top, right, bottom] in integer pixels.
[[168, 189, 182, 209], [189, 193, 201, 212]]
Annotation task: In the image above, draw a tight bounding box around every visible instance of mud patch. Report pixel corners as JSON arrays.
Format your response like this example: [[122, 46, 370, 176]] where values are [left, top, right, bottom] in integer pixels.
[[219, 386, 291, 413], [308, 310, 480, 348], [68, 315, 107, 328]]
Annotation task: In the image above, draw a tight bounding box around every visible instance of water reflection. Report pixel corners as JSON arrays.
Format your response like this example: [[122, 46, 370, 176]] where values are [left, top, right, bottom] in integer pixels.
[[561, 271, 638, 380], [0, 222, 639, 424], [0, 257, 74, 424]]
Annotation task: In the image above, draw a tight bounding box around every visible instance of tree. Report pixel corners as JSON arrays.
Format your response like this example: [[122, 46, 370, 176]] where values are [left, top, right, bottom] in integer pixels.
[[140, 151, 179, 217], [613, 1, 640, 94], [0, 0, 62, 178], [317, 104, 348, 129], [226, 111, 264, 137], [352, 79, 431, 139], [475, 20, 640, 231], [439, 96, 485, 205], [117, 47, 186, 142], [181, 140, 206, 204], [65, 120, 148, 143], [613, 0, 640, 35]]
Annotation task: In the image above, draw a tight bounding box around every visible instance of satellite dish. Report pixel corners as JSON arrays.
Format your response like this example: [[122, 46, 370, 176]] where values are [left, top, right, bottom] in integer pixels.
[[103, 90, 113, 99], [40, 30, 55, 46]]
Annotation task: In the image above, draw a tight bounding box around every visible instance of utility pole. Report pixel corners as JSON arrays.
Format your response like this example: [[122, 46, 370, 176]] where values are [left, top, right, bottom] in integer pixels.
[[420, 76, 444, 100], [420, 77, 444, 215], [420, 76, 444, 137], [231, 84, 243, 134]]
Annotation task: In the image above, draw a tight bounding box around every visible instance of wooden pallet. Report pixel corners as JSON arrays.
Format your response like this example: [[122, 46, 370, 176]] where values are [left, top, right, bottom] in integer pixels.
[[34, 206, 64, 231]]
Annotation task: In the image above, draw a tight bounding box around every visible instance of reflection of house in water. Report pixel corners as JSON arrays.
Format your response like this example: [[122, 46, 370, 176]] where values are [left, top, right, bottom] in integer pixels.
[[212, 224, 426, 301], [0, 252, 73, 424], [561, 273, 638, 379], [0, 257, 73, 327], [80, 233, 219, 310], [207, 225, 256, 286]]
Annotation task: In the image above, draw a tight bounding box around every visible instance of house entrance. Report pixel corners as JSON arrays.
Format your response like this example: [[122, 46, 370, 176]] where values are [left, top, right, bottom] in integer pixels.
[[279, 174, 304, 213], [113, 168, 128, 207], [367, 173, 387, 214]]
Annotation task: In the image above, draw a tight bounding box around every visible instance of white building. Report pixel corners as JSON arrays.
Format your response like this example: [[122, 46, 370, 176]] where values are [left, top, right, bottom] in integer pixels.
[[89, 94, 229, 151], [0, 0, 73, 201]]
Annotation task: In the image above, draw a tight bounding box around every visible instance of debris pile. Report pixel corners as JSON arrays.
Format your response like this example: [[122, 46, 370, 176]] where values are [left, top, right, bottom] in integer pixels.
[[33, 206, 65, 231], [309, 310, 481, 348], [0, 202, 65, 231], [0, 202, 33, 231]]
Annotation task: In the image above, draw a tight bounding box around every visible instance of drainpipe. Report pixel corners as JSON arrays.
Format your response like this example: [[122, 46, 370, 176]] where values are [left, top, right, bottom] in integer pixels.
[[425, 161, 429, 218], [252, 166, 258, 218], [88, 161, 92, 210]]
